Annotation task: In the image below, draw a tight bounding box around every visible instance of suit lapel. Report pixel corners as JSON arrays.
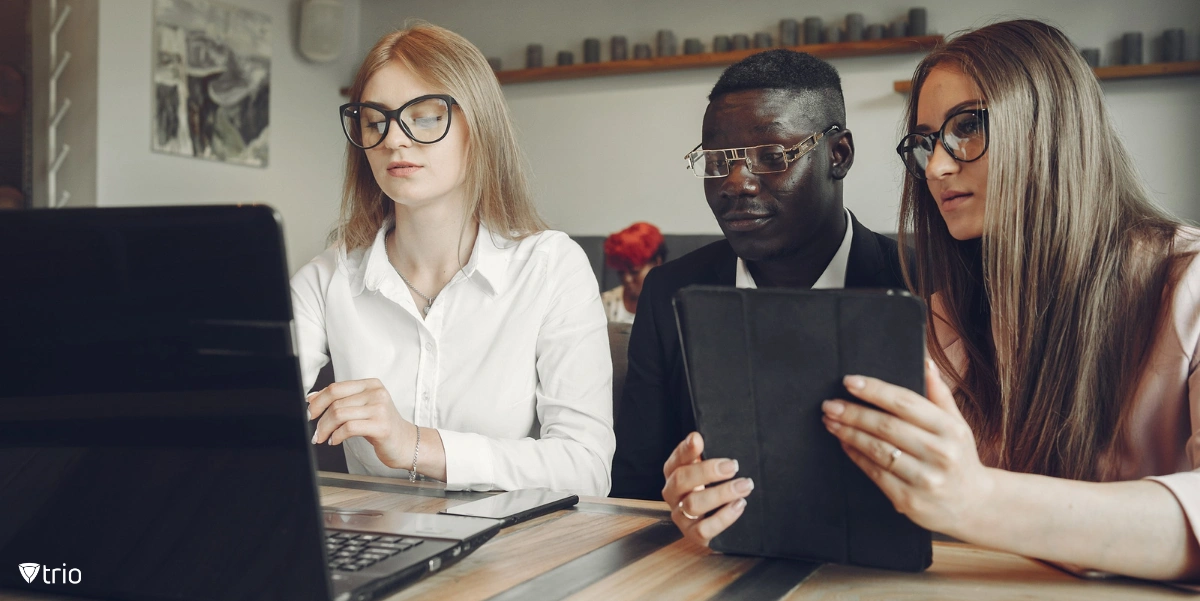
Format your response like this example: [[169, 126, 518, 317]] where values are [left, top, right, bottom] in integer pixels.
[[709, 240, 738, 286], [844, 211, 887, 288]]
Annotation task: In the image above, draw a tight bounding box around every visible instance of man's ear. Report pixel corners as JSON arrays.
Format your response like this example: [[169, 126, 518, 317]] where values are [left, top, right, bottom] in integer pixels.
[[830, 129, 854, 180]]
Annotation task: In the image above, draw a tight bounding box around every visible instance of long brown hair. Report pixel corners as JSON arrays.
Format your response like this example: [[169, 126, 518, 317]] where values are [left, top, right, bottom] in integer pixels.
[[337, 22, 546, 250], [898, 19, 1188, 480]]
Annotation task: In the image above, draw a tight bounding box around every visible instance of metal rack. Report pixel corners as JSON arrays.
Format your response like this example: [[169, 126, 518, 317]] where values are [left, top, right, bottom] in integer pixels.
[[47, 0, 71, 208]]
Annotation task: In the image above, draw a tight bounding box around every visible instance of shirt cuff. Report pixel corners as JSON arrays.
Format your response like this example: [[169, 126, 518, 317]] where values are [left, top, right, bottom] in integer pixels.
[[1147, 472, 1200, 542], [438, 429, 495, 491]]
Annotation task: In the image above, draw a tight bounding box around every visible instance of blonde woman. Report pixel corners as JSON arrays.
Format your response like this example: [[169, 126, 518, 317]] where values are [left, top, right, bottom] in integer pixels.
[[662, 20, 1200, 580], [291, 24, 614, 495]]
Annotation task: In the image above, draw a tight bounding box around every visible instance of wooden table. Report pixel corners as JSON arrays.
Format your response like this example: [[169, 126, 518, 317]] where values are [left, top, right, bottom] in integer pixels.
[[318, 473, 1193, 601], [1, 472, 1189, 601]]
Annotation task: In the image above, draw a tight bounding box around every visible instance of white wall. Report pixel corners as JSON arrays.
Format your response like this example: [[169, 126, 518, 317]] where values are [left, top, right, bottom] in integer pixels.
[[360, 0, 1200, 236], [96, 0, 361, 272]]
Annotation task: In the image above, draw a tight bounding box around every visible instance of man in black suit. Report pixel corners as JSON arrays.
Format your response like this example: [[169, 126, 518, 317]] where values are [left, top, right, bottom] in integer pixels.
[[610, 50, 905, 500]]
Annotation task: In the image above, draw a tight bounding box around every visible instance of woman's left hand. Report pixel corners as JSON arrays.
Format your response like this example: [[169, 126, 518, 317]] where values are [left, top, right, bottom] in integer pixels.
[[307, 378, 417, 470], [821, 359, 995, 536]]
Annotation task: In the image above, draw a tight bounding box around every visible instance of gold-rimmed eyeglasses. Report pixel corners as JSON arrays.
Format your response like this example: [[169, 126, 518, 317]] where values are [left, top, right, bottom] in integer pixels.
[[683, 124, 841, 178]]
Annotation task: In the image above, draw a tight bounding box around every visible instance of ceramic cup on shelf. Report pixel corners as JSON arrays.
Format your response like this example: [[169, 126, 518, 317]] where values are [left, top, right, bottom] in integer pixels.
[[713, 35, 732, 52], [845, 13, 865, 41], [732, 34, 750, 50], [611, 36, 628, 61], [780, 19, 799, 47], [633, 43, 652, 59], [804, 17, 823, 45], [753, 32, 773, 48], [1122, 32, 1143, 65], [1079, 48, 1101, 68], [556, 50, 574, 66], [777, 19, 796, 46], [583, 38, 601, 63], [1162, 29, 1185, 62], [526, 44, 544, 68], [909, 8, 928, 36], [657, 29, 678, 57]]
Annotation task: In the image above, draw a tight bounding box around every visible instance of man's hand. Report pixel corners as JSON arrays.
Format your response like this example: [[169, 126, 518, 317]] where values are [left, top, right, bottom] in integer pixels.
[[661, 432, 754, 547]]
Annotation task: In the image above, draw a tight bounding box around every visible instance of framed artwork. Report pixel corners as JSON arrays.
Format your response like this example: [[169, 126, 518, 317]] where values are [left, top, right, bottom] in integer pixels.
[[152, 0, 270, 167]]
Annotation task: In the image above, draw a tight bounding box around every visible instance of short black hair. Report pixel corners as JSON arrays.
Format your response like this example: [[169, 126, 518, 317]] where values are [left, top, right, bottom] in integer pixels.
[[709, 49, 846, 124], [652, 241, 668, 264]]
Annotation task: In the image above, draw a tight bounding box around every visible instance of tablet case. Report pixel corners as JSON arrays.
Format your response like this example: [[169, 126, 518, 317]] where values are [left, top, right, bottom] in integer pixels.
[[673, 286, 932, 572]]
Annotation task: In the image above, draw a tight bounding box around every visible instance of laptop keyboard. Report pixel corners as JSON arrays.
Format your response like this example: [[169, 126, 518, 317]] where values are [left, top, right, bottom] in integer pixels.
[[325, 531, 425, 572]]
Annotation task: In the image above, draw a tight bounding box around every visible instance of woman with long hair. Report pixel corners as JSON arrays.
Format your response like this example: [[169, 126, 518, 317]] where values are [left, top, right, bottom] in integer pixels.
[[291, 23, 614, 495], [661, 19, 1200, 579]]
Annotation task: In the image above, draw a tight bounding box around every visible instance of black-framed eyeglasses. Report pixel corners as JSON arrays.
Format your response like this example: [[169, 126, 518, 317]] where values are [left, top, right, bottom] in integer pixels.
[[895, 107, 989, 180], [683, 124, 841, 178], [339, 94, 458, 149]]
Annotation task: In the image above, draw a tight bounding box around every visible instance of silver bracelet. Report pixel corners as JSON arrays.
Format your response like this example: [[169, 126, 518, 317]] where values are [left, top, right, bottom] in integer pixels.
[[409, 425, 421, 483]]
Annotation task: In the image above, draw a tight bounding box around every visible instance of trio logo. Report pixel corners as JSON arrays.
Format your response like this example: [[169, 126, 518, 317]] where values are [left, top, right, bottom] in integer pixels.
[[18, 563, 38, 583], [17, 563, 81, 584]]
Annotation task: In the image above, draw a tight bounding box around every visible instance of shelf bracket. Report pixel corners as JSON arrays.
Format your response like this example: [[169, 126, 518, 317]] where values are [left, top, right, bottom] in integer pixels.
[[47, 0, 72, 208]]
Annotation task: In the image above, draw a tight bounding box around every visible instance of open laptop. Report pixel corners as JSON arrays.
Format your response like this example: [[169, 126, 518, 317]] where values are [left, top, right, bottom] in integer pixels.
[[0, 205, 502, 601]]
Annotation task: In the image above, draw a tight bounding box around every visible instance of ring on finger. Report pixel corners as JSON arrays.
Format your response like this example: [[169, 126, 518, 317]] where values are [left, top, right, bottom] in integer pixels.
[[677, 501, 699, 520], [887, 447, 903, 470]]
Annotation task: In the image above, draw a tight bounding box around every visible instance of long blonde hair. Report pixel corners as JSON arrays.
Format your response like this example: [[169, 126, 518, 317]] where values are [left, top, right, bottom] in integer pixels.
[[898, 19, 1188, 480], [337, 23, 546, 249]]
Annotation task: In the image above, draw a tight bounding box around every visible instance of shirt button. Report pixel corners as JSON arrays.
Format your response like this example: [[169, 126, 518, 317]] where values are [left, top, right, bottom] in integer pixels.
[[424, 342, 434, 352], [422, 392, 430, 401]]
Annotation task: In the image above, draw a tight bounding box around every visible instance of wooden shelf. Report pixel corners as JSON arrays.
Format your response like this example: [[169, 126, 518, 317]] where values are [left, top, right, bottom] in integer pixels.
[[339, 36, 942, 95], [893, 60, 1200, 93], [492, 36, 944, 85]]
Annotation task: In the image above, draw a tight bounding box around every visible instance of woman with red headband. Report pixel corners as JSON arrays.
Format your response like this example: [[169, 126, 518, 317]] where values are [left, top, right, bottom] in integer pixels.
[[602, 222, 668, 323]]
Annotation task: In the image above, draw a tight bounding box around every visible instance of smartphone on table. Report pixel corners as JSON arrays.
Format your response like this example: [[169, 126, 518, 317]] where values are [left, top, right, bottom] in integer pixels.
[[438, 489, 578, 526]]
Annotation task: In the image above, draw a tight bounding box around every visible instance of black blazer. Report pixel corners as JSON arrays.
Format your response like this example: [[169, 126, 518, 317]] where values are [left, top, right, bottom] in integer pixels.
[[610, 212, 906, 500]]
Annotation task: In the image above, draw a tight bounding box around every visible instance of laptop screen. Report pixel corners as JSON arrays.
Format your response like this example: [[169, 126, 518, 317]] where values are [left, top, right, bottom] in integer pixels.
[[0, 206, 332, 600]]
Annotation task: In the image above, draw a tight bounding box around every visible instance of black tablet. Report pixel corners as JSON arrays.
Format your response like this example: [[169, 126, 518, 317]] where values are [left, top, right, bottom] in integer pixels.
[[673, 286, 932, 572]]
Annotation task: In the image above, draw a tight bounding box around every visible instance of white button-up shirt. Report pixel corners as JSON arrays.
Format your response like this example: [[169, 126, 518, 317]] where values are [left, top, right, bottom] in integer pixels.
[[290, 221, 614, 496], [735, 208, 854, 289]]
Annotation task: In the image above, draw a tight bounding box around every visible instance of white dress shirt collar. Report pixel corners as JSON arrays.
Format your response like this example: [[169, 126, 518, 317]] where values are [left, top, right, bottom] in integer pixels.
[[735, 208, 855, 290], [347, 218, 513, 298]]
